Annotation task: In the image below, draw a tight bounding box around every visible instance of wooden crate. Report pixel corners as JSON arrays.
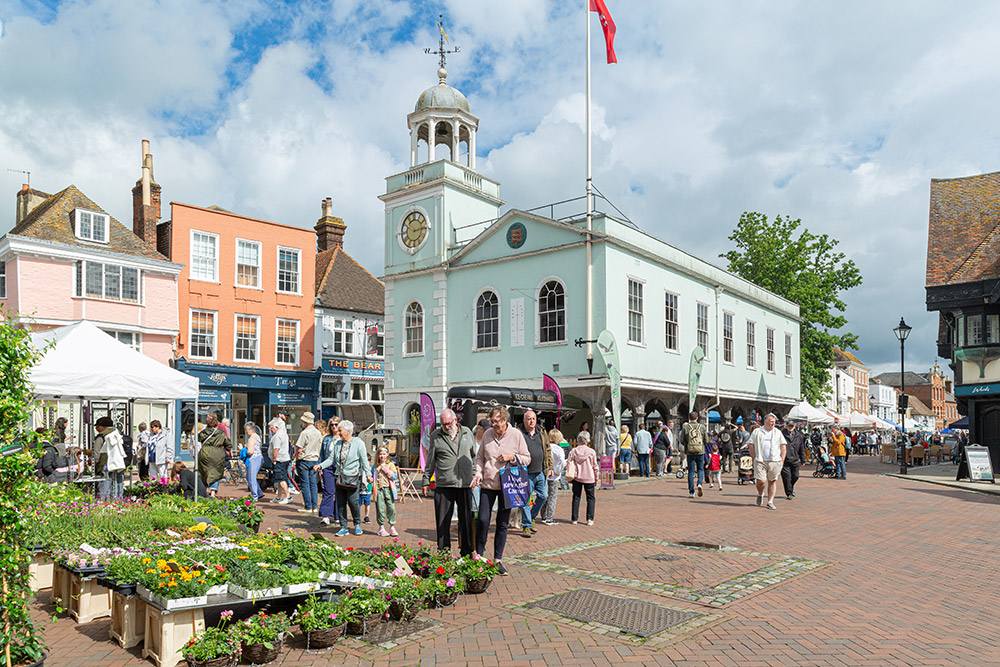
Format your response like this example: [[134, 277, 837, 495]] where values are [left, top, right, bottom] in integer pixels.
[[110, 592, 146, 649], [142, 604, 206, 667], [68, 574, 112, 623], [29, 552, 54, 592], [51, 565, 72, 609]]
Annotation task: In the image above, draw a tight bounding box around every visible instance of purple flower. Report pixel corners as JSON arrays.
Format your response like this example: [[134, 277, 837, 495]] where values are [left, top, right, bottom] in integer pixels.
[[446, 578, 456, 588]]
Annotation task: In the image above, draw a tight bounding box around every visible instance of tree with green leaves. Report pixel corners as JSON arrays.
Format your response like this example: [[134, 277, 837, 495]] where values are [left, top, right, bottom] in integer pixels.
[[721, 212, 863, 405]]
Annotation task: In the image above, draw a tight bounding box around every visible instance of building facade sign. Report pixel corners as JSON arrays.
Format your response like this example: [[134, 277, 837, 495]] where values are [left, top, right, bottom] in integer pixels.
[[323, 356, 384, 379], [955, 382, 1000, 397]]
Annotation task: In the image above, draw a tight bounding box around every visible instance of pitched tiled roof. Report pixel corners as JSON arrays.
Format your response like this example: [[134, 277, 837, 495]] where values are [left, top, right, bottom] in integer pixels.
[[927, 172, 1000, 287], [315, 245, 384, 315], [10, 185, 164, 259], [833, 346, 866, 367], [906, 394, 935, 416], [872, 371, 930, 387]]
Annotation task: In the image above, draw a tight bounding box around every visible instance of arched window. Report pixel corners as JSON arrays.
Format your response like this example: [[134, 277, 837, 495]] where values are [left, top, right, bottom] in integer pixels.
[[537, 280, 566, 344], [404, 301, 424, 356], [475, 290, 500, 350]]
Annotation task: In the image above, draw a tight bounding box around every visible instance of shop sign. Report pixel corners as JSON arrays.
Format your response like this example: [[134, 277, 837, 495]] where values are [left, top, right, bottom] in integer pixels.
[[323, 357, 384, 379], [185, 366, 315, 390], [956, 382, 1000, 397], [198, 389, 230, 402], [269, 391, 311, 405]]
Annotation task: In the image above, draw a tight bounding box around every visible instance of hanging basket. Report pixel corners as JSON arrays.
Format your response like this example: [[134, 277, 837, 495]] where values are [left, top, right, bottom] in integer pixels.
[[305, 623, 346, 648], [433, 591, 459, 608], [465, 577, 492, 594], [185, 654, 235, 667], [388, 599, 420, 622], [345, 611, 384, 635], [240, 640, 281, 664]]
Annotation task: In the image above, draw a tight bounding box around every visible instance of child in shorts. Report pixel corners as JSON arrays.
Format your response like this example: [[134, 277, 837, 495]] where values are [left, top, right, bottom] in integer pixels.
[[358, 478, 373, 523]]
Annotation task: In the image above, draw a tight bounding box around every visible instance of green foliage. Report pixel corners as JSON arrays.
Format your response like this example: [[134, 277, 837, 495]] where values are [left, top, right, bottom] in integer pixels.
[[295, 595, 344, 632], [337, 587, 390, 623], [230, 611, 290, 650], [454, 553, 500, 580], [721, 212, 864, 405], [182, 611, 239, 662], [385, 574, 427, 614], [281, 568, 320, 585], [227, 558, 282, 590]]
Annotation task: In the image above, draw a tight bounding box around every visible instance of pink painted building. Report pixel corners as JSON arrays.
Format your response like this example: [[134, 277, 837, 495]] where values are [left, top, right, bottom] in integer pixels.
[[0, 142, 183, 364]]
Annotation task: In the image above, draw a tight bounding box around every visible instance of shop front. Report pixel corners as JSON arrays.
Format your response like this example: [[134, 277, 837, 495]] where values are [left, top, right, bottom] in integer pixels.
[[320, 355, 385, 430], [173, 360, 321, 459]]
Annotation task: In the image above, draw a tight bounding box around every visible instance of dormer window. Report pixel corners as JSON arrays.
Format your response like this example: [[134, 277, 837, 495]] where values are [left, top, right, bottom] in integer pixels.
[[74, 209, 109, 243]]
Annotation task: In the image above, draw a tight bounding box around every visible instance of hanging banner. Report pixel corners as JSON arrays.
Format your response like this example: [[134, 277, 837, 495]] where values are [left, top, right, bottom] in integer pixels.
[[542, 373, 563, 429], [596, 329, 621, 436], [688, 346, 706, 413], [418, 393, 436, 471]]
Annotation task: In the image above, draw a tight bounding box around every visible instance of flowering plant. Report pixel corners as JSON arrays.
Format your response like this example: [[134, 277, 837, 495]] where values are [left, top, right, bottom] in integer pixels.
[[422, 574, 465, 597], [137, 557, 212, 599], [295, 594, 344, 632], [454, 553, 500, 580], [182, 610, 240, 662], [386, 574, 427, 613], [338, 586, 390, 623], [230, 610, 290, 649]]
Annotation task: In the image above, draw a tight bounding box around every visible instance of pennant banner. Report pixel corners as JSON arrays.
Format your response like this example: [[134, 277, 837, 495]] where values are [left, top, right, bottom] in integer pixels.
[[596, 329, 621, 438], [418, 393, 436, 471], [542, 373, 563, 430], [688, 346, 706, 413]]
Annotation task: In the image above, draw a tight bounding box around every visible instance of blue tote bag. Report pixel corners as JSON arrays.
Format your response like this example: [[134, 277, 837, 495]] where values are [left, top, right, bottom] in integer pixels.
[[500, 457, 530, 509]]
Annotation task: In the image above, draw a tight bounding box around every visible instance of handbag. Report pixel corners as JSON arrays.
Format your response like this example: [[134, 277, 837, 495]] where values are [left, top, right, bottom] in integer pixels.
[[238, 446, 249, 463], [500, 457, 530, 509], [566, 458, 578, 482]]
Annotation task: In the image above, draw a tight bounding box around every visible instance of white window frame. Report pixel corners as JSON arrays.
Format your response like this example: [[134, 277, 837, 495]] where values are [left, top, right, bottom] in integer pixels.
[[189, 230, 219, 283], [696, 302, 710, 358], [746, 320, 757, 370], [0, 261, 6, 299], [404, 300, 425, 357], [235, 238, 262, 289], [73, 209, 110, 244], [234, 314, 260, 363], [766, 327, 776, 373], [474, 288, 501, 351], [627, 277, 645, 346], [275, 318, 300, 366], [276, 246, 302, 295], [784, 332, 793, 377], [189, 309, 218, 360], [664, 291, 679, 353], [72, 260, 142, 304], [103, 329, 142, 353], [330, 317, 355, 356], [536, 277, 567, 346], [723, 311, 734, 365]]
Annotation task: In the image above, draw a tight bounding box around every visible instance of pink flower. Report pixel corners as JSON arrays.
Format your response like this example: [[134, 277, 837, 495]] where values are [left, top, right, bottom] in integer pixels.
[[329, 612, 338, 620], [446, 578, 456, 588], [220, 610, 234, 619]]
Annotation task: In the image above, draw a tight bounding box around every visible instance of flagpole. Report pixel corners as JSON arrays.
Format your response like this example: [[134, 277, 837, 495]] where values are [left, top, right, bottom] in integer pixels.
[[585, 0, 594, 375]]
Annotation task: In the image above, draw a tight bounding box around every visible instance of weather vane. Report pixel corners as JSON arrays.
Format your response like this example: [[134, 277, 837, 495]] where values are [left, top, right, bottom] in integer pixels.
[[424, 14, 459, 71]]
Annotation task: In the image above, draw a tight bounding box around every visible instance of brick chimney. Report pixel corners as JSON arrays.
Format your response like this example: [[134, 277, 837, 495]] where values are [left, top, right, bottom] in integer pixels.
[[131, 139, 162, 248], [15, 184, 49, 225], [314, 197, 346, 252]]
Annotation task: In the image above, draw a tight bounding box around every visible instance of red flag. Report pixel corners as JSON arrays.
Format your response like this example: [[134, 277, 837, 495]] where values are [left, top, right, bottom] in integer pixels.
[[590, 0, 617, 64]]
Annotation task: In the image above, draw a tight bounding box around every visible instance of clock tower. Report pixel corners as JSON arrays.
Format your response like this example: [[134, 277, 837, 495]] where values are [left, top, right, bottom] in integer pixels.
[[380, 64, 503, 276]]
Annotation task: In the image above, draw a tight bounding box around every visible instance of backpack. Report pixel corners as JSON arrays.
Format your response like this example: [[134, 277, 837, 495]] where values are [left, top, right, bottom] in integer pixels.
[[684, 423, 705, 455]]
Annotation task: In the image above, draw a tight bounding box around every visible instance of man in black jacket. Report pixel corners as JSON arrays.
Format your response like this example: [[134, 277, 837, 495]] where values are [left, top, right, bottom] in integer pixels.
[[781, 422, 807, 499]]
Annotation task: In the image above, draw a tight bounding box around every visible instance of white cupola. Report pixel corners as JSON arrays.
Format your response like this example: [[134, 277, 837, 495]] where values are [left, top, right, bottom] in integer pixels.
[[407, 66, 479, 169]]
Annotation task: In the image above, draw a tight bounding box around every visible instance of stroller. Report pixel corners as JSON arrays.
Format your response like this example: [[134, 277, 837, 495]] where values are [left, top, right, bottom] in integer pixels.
[[736, 453, 754, 485], [812, 454, 837, 478]]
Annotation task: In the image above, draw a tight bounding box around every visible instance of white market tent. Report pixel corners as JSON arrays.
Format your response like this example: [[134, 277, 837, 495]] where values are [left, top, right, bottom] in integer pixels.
[[785, 401, 834, 425], [849, 411, 879, 431], [30, 321, 198, 400]]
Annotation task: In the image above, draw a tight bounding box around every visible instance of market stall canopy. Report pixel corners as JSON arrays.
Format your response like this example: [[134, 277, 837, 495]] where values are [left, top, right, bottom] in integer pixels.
[[29, 321, 199, 400], [849, 411, 878, 430], [948, 416, 968, 429], [447, 386, 585, 413], [785, 401, 834, 424]]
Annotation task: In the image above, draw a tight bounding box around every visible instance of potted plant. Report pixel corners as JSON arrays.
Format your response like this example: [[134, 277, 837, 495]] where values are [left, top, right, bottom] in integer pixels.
[[136, 558, 212, 609], [100, 554, 147, 596], [422, 574, 463, 608], [281, 567, 321, 595], [339, 587, 390, 635], [227, 558, 283, 600], [181, 609, 239, 667], [295, 595, 346, 648], [230, 610, 289, 665], [385, 575, 425, 622], [454, 553, 500, 594]]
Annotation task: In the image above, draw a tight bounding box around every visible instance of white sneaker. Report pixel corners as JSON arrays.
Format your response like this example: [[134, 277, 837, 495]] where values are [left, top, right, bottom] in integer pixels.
[[289, 488, 300, 495], [277, 497, 291, 505], [319, 517, 330, 525]]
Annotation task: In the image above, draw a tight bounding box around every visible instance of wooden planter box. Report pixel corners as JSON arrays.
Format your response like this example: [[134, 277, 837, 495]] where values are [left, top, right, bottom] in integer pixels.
[[110, 592, 146, 649], [68, 572, 112, 623], [51, 564, 72, 609], [142, 604, 206, 667], [29, 552, 54, 592]]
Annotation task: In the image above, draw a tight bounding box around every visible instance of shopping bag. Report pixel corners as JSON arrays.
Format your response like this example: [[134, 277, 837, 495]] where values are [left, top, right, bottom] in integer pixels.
[[500, 458, 530, 509]]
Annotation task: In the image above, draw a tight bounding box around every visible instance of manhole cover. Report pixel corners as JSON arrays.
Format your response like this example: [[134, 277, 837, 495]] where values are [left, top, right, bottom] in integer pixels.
[[528, 589, 700, 637], [645, 553, 683, 562]]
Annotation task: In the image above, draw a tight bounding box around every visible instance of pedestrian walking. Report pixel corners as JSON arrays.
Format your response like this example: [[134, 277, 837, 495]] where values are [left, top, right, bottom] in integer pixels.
[[618, 425, 633, 474], [541, 428, 566, 524], [197, 413, 231, 497], [680, 411, 708, 498], [567, 433, 599, 525], [749, 413, 787, 510], [719, 423, 736, 472], [135, 423, 150, 481], [94, 417, 126, 500], [707, 442, 723, 490], [317, 418, 340, 526], [472, 405, 530, 576], [423, 408, 476, 555], [829, 426, 847, 479], [781, 422, 806, 499], [268, 418, 291, 504], [373, 446, 399, 537], [146, 420, 171, 482], [518, 410, 551, 537], [316, 420, 370, 536], [634, 423, 652, 477], [651, 421, 669, 476], [244, 421, 264, 500], [294, 411, 322, 514]]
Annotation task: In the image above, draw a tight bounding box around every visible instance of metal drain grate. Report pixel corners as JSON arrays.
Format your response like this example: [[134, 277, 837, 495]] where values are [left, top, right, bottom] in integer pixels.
[[528, 589, 700, 637], [645, 553, 684, 562]]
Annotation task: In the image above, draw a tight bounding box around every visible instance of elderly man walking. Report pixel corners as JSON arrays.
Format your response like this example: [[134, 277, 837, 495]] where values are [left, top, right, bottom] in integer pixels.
[[781, 422, 806, 499], [518, 410, 551, 538], [749, 413, 787, 510], [423, 409, 477, 556]]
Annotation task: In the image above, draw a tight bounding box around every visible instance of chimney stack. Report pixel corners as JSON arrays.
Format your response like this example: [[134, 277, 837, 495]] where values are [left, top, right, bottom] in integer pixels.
[[132, 139, 162, 249], [314, 197, 347, 252], [15, 184, 48, 225]]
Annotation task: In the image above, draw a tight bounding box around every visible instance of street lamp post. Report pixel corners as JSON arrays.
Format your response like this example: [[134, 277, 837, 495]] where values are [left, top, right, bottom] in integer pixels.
[[893, 317, 912, 475]]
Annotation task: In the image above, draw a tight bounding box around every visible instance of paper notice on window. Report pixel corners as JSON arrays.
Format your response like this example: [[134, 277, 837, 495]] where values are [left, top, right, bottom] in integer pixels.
[[511, 297, 525, 347]]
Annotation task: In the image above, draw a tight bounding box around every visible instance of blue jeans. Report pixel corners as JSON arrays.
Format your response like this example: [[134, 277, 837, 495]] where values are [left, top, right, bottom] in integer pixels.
[[687, 454, 705, 494], [521, 471, 549, 527], [637, 453, 650, 477], [247, 455, 263, 498], [297, 460, 318, 509], [834, 455, 846, 479]]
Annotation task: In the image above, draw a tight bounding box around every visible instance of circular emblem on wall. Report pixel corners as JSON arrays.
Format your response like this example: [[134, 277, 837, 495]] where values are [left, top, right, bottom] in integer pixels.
[[506, 222, 527, 249], [400, 210, 428, 253]]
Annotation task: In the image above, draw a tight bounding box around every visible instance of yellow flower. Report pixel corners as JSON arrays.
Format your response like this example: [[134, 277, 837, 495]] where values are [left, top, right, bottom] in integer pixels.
[[158, 582, 165, 588], [142, 558, 151, 565], [167, 581, 177, 587], [145, 569, 155, 574]]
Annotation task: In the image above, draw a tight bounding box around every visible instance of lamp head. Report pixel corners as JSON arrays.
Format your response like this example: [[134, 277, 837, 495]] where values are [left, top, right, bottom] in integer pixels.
[[893, 317, 912, 342]]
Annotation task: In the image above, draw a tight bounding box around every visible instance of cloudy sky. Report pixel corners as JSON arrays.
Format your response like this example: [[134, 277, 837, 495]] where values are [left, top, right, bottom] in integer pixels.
[[2, 0, 998, 379]]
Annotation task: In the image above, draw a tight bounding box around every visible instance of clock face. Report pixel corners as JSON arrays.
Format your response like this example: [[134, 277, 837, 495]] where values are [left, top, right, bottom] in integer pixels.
[[400, 211, 428, 251]]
